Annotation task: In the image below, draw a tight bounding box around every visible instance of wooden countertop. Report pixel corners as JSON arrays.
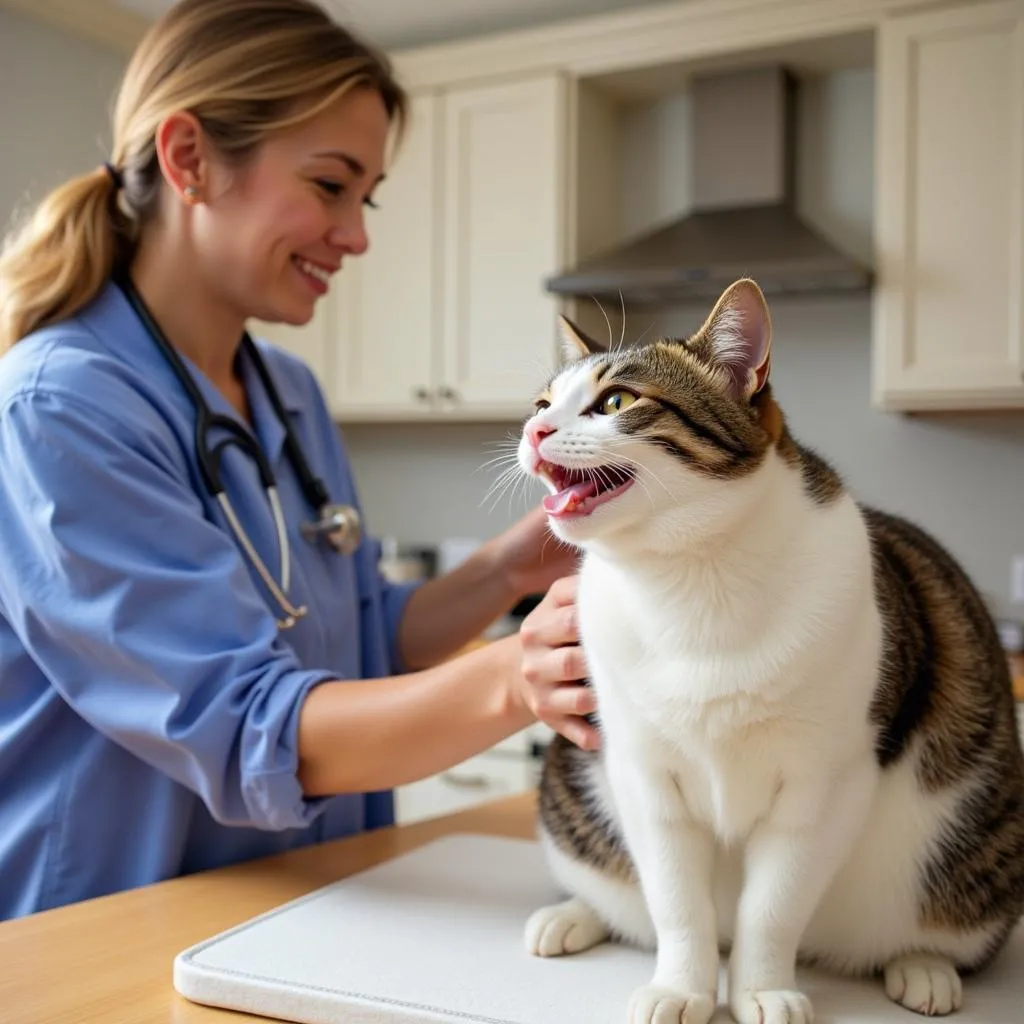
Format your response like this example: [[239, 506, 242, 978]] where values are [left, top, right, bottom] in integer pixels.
[[1, 660, 1019, 1024], [0, 793, 538, 1024]]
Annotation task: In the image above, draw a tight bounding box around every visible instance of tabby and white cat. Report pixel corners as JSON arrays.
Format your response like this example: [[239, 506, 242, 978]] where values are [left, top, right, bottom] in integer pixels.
[[516, 279, 1024, 1024]]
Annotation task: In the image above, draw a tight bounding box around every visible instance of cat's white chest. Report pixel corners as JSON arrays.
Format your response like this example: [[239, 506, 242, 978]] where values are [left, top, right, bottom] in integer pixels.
[[577, 561, 778, 735], [575, 553, 869, 842]]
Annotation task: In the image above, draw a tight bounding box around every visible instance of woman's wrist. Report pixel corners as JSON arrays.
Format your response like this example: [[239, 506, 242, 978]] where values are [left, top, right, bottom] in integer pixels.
[[475, 534, 528, 606], [484, 633, 535, 733]]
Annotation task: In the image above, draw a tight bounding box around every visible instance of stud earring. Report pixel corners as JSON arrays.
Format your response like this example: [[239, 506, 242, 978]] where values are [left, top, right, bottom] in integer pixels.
[[183, 185, 200, 204]]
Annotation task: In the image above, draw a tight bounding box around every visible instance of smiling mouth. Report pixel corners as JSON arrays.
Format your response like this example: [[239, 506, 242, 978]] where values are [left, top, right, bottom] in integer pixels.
[[292, 256, 333, 293], [537, 461, 635, 517]]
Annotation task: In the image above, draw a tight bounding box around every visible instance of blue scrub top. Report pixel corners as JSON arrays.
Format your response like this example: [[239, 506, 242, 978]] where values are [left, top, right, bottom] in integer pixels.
[[0, 279, 419, 921]]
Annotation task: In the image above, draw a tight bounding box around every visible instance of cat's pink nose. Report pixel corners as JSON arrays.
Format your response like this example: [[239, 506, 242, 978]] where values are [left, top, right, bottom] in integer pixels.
[[527, 421, 556, 450]]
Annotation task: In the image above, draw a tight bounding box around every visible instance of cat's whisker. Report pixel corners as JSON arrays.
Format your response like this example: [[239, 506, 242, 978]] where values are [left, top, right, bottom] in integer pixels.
[[591, 294, 614, 352], [481, 464, 528, 512], [633, 320, 657, 348], [617, 289, 626, 354], [590, 444, 672, 500], [476, 451, 522, 472]]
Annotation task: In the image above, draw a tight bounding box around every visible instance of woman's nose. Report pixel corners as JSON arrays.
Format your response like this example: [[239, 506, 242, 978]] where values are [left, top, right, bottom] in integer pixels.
[[328, 212, 369, 256]]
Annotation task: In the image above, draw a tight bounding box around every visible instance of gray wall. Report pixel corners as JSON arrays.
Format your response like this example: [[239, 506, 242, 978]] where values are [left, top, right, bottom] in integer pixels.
[[0, 9, 125, 236], [346, 67, 1024, 618]]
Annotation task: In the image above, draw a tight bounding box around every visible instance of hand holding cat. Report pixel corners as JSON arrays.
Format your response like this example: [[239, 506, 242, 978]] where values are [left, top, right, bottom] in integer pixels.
[[491, 506, 581, 598], [517, 575, 600, 751]]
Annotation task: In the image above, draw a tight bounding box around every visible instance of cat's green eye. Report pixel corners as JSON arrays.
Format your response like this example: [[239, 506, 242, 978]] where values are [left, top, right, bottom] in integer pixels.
[[598, 389, 637, 415]]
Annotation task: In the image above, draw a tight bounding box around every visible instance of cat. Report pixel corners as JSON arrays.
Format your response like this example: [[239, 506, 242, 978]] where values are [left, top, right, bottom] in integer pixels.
[[515, 278, 1024, 1024]]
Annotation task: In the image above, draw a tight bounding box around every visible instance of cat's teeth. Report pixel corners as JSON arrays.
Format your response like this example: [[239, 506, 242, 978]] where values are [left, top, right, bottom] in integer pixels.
[[294, 257, 330, 284]]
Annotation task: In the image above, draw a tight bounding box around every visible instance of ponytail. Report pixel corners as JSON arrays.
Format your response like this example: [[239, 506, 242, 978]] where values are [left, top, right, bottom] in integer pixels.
[[0, 166, 124, 352]]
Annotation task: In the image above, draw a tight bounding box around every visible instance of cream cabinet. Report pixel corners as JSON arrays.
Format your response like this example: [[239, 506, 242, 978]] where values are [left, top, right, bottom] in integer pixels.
[[873, 0, 1024, 411], [394, 722, 552, 825], [250, 73, 566, 421], [258, 73, 568, 422], [248, 287, 335, 394], [329, 91, 440, 417]]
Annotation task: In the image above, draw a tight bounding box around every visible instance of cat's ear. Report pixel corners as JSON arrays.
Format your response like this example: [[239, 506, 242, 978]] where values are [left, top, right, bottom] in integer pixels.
[[559, 315, 605, 362], [694, 278, 772, 401]]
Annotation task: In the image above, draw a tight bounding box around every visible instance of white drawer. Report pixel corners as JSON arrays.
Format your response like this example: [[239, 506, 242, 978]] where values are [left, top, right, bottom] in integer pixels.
[[395, 751, 540, 825]]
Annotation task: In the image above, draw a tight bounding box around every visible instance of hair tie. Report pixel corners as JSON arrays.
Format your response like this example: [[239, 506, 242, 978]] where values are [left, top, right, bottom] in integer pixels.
[[103, 161, 124, 191]]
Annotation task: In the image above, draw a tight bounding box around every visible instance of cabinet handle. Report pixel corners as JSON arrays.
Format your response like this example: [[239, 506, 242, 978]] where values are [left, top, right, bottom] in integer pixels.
[[438, 386, 459, 403], [440, 770, 491, 789]]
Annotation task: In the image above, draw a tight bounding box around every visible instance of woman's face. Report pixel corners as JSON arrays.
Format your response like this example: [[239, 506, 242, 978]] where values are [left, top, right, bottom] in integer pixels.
[[196, 85, 391, 327]]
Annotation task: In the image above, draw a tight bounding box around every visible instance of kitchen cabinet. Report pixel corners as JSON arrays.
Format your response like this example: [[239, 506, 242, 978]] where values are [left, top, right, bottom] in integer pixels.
[[258, 73, 568, 422], [248, 284, 335, 397], [873, 0, 1024, 411], [395, 721, 553, 825], [394, 745, 539, 825]]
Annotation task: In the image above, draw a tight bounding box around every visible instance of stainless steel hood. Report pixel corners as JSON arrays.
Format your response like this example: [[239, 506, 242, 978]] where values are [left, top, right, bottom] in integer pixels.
[[546, 65, 872, 303]]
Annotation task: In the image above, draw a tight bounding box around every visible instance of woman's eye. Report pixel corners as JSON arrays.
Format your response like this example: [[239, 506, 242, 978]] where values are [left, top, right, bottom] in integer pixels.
[[599, 389, 637, 415], [317, 180, 380, 210]]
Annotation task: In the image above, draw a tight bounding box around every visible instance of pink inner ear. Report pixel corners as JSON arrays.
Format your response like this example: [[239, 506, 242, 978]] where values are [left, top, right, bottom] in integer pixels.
[[709, 282, 771, 398]]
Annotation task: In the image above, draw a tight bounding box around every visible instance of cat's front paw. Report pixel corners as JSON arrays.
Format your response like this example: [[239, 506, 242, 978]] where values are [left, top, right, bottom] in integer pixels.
[[884, 954, 962, 1016], [627, 983, 715, 1024], [730, 988, 813, 1024], [524, 898, 609, 957]]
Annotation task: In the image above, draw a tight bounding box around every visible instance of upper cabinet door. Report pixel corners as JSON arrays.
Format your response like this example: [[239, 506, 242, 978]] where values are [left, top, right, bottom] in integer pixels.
[[873, 0, 1024, 411], [331, 91, 441, 418], [440, 73, 566, 414]]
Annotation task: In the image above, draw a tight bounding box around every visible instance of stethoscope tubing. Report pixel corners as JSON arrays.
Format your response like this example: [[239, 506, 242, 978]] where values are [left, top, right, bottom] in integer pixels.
[[112, 270, 354, 629]]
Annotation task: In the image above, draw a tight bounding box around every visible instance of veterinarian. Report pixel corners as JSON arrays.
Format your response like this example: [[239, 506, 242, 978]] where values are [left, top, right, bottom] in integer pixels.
[[0, 0, 595, 922]]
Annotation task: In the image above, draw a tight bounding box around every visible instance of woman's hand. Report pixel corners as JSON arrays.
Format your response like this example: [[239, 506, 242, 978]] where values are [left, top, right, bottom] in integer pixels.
[[490, 506, 580, 600], [516, 575, 600, 751]]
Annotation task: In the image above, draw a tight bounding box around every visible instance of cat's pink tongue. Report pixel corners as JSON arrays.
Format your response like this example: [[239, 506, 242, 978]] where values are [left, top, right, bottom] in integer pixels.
[[543, 480, 597, 515]]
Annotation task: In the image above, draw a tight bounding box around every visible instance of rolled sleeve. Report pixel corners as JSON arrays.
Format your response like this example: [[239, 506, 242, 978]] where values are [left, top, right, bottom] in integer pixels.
[[0, 387, 332, 831]]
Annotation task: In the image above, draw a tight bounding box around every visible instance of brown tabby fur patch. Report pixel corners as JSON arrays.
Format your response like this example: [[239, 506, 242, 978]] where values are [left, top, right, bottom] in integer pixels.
[[864, 508, 1024, 959], [538, 732, 636, 885]]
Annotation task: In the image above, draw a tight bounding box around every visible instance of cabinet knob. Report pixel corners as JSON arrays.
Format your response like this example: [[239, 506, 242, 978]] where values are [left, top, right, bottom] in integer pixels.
[[412, 386, 432, 402], [438, 386, 459, 403]]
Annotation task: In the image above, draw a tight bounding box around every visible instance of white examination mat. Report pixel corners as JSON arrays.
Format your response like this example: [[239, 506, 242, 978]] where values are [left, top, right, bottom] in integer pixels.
[[174, 834, 1024, 1024]]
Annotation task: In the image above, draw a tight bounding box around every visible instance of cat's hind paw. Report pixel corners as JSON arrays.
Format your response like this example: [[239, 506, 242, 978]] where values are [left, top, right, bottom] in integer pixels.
[[729, 989, 813, 1024], [524, 898, 609, 957], [627, 983, 715, 1024], [884, 954, 962, 1016]]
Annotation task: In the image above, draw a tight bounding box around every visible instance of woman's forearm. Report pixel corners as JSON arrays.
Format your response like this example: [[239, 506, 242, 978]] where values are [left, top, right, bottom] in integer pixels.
[[296, 635, 532, 797], [396, 541, 521, 670]]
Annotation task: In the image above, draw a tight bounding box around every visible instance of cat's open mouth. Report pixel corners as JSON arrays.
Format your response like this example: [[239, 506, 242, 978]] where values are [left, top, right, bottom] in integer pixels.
[[537, 461, 635, 517]]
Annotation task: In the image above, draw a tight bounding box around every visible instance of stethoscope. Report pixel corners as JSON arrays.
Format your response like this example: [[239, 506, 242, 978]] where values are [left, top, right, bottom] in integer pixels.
[[114, 272, 362, 630]]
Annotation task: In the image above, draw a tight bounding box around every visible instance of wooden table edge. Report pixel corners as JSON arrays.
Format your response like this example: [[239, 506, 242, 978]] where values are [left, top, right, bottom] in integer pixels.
[[0, 791, 539, 1023]]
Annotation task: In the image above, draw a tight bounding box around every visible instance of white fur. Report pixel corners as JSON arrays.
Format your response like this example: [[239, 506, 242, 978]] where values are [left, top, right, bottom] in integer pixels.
[[518, 359, 997, 1022]]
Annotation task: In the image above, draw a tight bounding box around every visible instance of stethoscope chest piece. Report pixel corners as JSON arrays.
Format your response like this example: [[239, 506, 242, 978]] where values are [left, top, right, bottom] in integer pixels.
[[301, 503, 362, 555]]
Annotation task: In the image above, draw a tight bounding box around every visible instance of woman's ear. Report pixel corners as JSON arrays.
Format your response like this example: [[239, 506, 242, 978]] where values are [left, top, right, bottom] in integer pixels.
[[154, 110, 209, 203], [559, 314, 606, 362], [692, 277, 772, 400]]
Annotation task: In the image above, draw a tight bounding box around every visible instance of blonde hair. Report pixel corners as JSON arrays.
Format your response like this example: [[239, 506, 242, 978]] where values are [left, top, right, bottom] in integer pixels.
[[0, 0, 407, 351]]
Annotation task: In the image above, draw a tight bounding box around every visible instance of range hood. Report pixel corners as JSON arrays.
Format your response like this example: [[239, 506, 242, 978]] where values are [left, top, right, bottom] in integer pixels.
[[546, 65, 872, 303]]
